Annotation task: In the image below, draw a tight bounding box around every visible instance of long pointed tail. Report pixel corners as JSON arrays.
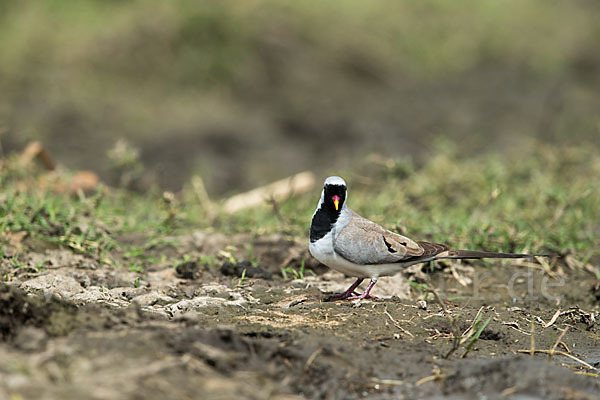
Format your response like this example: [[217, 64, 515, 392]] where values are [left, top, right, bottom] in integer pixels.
[[437, 249, 551, 260]]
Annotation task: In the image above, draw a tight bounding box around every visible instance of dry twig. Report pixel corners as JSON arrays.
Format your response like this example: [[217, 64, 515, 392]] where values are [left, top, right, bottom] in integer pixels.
[[530, 319, 535, 356], [544, 309, 562, 328], [516, 349, 596, 370], [191, 175, 216, 221], [303, 347, 323, 373], [369, 377, 405, 386], [20, 141, 56, 170], [223, 171, 314, 213], [384, 307, 414, 338], [549, 326, 569, 357], [461, 306, 484, 342], [415, 366, 445, 386], [519, 325, 596, 371]]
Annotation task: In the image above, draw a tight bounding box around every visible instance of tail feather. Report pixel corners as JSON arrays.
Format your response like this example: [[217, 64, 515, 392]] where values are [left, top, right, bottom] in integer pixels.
[[437, 249, 551, 260], [400, 241, 552, 266]]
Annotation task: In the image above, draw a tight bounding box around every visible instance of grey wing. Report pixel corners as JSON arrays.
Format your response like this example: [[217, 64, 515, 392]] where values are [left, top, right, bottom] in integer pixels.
[[333, 213, 424, 265]]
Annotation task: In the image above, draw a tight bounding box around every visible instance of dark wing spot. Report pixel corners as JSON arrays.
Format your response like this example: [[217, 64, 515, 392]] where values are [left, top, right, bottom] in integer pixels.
[[401, 242, 407, 246], [382, 236, 397, 253]]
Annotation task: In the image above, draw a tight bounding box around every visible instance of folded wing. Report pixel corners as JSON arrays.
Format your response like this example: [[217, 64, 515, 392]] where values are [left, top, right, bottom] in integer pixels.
[[334, 212, 424, 265], [333, 211, 542, 266]]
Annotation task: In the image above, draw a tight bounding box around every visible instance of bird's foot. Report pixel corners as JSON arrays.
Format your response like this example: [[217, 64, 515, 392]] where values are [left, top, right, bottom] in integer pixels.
[[327, 290, 365, 301], [328, 291, 353, 300], [326, 278, 364, 301], [346, 292, 377, 301]]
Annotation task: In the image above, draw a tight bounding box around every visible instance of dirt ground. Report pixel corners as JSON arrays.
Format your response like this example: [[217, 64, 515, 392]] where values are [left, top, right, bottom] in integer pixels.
[[1, 232, 599, 400]]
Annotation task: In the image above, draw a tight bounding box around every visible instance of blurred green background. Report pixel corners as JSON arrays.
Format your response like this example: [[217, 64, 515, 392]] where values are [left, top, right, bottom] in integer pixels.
[[1, 0, 599, 195]]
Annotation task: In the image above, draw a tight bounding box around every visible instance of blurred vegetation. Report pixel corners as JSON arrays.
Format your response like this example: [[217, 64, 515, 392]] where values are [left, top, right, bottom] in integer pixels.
[[1, 1, 599, 194], [1, 144, 599, 273]]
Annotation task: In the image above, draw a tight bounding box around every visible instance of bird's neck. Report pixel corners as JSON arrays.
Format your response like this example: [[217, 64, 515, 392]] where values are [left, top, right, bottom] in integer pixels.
[[310, 204, 342, 243]]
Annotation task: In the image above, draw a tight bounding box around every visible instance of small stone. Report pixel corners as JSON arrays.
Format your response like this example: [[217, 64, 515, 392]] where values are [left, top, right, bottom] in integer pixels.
[[175, 261, 199, 280], [131, 292, 177, 307], [220, 260, 272, 279]]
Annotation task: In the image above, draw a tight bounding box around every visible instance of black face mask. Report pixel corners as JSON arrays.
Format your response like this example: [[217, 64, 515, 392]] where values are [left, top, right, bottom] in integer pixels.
[[324, 184, 346, 213], [310, 184, 346, 242]]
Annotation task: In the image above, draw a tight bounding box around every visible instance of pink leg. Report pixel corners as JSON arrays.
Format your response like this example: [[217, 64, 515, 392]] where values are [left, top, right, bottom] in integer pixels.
[[329, 278, 364, 300], [347, 279, 378, 300]]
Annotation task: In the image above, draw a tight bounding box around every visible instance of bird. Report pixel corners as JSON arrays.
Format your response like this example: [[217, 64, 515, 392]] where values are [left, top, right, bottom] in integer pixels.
[[309, 176, 546, 300]]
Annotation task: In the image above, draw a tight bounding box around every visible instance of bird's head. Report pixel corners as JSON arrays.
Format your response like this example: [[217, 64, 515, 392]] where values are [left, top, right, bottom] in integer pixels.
[[322, 176, 347, 213]]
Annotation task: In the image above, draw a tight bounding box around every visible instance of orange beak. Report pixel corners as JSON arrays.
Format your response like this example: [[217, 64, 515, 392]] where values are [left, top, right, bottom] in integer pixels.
[[333, 195, 340, 211]]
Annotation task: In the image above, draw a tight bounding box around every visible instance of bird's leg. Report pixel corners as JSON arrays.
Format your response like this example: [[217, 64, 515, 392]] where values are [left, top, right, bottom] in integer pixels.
[[347, 278, 378, 300], [329, 278, 364, 300]]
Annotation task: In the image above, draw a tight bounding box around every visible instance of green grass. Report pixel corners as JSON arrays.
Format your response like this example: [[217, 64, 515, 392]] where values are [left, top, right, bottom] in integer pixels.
[[1, 143, 599, 272], [281, 258, 315, 280], [0, 156, 191, 266]]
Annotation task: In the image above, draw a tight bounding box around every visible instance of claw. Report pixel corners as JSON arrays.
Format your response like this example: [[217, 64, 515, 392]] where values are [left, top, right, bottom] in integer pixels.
[[327, 278, 364, 300]]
